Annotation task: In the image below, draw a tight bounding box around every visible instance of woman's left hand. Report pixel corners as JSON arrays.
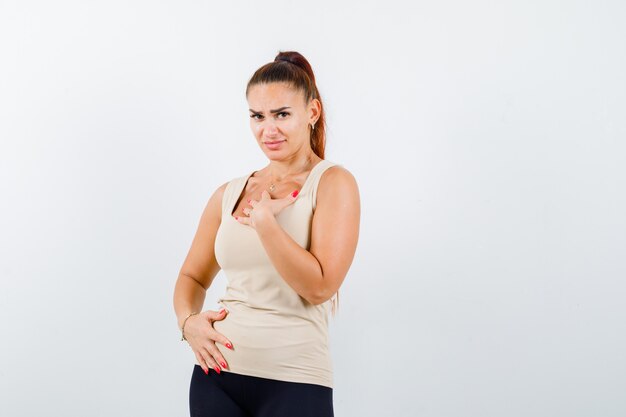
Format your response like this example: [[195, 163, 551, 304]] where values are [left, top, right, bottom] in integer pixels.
[[235, 189, 299, 229]]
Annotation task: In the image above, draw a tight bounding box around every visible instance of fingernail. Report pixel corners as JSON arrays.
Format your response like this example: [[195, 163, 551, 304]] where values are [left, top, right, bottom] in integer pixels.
[[203, 368, 208, 375], [219, 308, 225, 314], [214, 366, 221, 374], [226, 342, 233, 350], [235, 216, 239, 220], [291, 190, 299, 198], [220, 361, 227, 369]]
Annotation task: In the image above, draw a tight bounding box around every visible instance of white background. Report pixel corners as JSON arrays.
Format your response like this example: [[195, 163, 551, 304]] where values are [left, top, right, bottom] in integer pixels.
[[1, 1, 625, 416]]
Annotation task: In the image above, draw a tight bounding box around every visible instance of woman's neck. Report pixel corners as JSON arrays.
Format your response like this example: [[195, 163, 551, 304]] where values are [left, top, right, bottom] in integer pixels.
[[266, 153, 320, 182]]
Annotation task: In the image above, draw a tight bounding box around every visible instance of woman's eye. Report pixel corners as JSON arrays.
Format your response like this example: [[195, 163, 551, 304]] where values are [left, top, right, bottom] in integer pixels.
[[250, 112, 289, 120]]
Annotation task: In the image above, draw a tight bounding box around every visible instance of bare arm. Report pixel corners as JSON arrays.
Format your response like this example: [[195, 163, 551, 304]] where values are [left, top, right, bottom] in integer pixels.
[[173, 181, 228, 329], [255, 166, 360, 305]]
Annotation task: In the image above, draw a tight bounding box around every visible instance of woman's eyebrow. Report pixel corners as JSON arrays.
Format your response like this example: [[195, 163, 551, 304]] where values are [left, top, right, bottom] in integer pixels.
[[249, 106, 291, 114]]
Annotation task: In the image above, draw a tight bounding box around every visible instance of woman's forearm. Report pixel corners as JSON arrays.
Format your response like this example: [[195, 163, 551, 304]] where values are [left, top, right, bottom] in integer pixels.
[[173, 274, 207, 329], [255, 216, 325, 305]]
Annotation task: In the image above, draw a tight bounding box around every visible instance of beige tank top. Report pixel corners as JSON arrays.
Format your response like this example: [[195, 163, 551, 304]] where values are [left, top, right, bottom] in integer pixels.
[[212, 159, 340, 388]]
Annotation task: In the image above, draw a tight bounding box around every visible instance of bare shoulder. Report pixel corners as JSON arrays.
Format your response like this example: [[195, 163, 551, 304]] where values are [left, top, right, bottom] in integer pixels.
[[193, 179, 230, 230], [217, 180, 230, 194], [317, 164, 360, 202], [200, 179, 230, 223]]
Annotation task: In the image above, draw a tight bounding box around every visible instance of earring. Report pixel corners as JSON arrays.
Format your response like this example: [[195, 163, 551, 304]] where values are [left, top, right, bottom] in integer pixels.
[[311, 122, 315, 131]]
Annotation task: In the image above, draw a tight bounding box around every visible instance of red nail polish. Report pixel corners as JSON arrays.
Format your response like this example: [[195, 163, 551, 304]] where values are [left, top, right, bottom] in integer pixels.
[[220, 361, 227, 369], [235, 216, 239, 220], [226, 342, 233, 350], [214, 366, 221, 374], [203, 368, 208, 375], [291, 190, 299, 198]]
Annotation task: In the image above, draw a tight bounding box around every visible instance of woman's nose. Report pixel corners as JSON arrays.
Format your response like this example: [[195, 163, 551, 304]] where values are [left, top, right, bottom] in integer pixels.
[[264, 122, 278, 135]]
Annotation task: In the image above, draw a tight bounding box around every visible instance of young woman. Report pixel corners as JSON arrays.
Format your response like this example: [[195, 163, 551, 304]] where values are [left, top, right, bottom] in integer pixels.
[[173, 50, 360, 417]]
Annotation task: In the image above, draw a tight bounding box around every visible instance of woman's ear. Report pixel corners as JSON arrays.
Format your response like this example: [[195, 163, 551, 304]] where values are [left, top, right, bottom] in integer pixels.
[[308, 98, 321, 123]]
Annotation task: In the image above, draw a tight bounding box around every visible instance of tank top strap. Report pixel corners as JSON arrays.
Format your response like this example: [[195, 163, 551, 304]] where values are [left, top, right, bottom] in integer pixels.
[[304, 159, 343, 211], [221, 174, 248, 217]]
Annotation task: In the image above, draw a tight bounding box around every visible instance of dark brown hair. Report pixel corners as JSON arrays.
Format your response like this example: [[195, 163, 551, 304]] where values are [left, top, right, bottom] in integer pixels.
[[246, 51, 339, 316], [245, 51, 326, 160]]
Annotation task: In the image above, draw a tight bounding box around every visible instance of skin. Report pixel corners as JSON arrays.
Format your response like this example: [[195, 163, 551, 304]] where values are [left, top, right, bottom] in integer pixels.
[[172, 81, 361, 376]]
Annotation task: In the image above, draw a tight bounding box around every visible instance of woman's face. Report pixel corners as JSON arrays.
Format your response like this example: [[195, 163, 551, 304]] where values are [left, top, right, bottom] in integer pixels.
[[247, 82, 316, 158]]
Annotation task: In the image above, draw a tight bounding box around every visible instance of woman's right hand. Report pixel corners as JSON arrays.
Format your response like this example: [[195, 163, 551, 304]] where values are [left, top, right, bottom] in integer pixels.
[[184, 308, 233, 375]]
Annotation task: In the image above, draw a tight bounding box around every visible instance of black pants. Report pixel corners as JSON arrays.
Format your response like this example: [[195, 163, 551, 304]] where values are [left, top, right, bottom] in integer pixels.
[[189, 365, 334, 417]]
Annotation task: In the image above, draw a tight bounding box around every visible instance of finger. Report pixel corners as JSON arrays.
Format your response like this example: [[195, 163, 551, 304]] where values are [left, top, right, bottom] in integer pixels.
[[200, 346, 221, 374], [194, 350, 209, 375], [277, 189, 300, 210], [212, 308, 228, 322], [205, 342, 230, 371], [233, 215, 251, 226], [261, 189, 271, 200], [209, 328, 235, 351], [243, 206, 256, 216], [206, 308, 228, 323], [217, 354, 229, 370]]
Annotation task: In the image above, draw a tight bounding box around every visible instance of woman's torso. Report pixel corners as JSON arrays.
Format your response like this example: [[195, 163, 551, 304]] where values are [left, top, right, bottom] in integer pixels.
[[211, 158, 340, 388]]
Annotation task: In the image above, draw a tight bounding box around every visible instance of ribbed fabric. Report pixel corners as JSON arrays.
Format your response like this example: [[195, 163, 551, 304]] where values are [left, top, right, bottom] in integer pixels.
[[212, 159, 340, 389]]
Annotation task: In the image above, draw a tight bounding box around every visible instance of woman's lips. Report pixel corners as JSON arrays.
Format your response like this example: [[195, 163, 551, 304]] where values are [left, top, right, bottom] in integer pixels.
[[264, 140, 285, 150]]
